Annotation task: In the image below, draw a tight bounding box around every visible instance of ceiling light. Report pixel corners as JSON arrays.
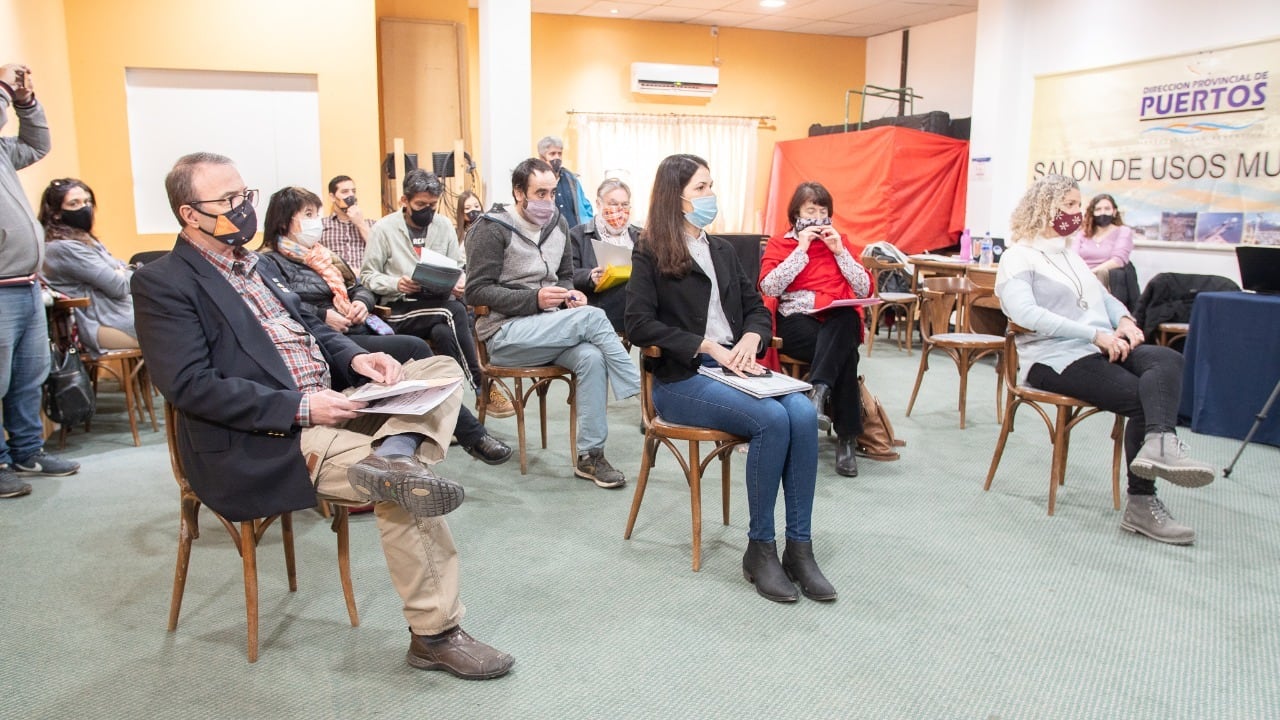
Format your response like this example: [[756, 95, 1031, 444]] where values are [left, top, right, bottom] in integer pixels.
[[760, 0, 787, 8], [610, 8, 618, 13]]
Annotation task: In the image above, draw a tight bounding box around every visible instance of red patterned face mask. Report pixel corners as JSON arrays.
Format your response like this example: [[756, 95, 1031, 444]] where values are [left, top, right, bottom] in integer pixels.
[[1051, 210, 1082, 236], [601, 205, 630, 230]]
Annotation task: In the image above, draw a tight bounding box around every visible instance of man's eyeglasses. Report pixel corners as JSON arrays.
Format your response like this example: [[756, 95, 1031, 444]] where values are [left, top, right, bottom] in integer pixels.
[[188, 189, 259, 214], [603, 202, 631, 210]]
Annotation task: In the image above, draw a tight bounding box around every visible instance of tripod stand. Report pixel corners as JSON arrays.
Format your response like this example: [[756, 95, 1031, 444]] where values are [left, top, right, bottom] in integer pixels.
[[1224, 376, 1280, 478]]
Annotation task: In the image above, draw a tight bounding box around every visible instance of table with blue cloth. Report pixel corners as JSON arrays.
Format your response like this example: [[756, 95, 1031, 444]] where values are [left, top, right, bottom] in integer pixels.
[[1178, 291, 1280, 447]]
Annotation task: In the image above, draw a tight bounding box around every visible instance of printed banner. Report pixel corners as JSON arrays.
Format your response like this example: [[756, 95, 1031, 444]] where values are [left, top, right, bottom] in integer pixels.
[[1029, 39, 1279, 246]]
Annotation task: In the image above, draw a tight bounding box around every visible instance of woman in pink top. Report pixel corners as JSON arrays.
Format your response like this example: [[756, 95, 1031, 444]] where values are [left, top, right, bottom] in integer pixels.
[[1072, 193, 1134, 292]]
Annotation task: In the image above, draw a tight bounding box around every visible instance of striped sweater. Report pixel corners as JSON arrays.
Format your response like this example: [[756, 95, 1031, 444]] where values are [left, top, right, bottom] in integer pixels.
[[996, 236, 1131, 383]]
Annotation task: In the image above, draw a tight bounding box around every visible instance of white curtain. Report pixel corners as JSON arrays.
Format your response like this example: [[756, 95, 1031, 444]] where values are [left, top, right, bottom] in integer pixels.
[[572, 113, 758, 233]]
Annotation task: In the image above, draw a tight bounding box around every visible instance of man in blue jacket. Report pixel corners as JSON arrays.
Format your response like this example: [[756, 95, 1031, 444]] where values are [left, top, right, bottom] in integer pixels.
[[538, 135, 593, 230], [132, 152, 513, 680]]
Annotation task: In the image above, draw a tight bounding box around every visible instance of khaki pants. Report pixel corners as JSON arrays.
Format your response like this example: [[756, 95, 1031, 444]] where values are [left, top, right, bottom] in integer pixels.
[[301, 356, 466, 635]]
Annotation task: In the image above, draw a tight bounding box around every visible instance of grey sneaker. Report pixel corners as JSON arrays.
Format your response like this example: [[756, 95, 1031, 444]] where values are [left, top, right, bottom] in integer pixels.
[[0, 465, 33, 499], [1120, 495, 1195, 545], [575, 449, 625, 489], [1129, 432, 1215, 488], [13, 450, 80, 477]]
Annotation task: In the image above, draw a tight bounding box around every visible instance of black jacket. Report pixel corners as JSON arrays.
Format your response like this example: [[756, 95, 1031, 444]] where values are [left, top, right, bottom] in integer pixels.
[[567, 221, 641, 299], [132, 239, 365, 521], [1134, 272, 1240, 339], [624, 237, 772, 383], [258, 250, 376, 322]]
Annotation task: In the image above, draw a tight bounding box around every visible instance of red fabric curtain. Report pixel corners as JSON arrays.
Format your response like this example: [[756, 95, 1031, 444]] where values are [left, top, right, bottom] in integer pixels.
[[763, 126, 969, 255]]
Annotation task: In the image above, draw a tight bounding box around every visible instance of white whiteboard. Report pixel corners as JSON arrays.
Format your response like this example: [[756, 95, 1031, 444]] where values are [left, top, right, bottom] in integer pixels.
[[125, 68, 321, 234]]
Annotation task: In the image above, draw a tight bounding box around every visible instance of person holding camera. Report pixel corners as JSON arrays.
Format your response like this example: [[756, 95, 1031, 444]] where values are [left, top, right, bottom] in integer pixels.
[[760, 182, 872, 478], [1, 63, 81, 499], [625, 155, 833, 603]]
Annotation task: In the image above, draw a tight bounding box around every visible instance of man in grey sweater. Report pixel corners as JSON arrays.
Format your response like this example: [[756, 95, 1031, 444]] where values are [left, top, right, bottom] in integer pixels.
[[464, 157, 639, 488], [0, 63, 81, 499]]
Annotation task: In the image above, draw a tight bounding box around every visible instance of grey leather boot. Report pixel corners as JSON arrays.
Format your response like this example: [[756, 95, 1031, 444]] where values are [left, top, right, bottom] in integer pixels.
[[1120, 494, 1195, 545], [1129, 432, 1215, 488], [742, 540, 798, 603]]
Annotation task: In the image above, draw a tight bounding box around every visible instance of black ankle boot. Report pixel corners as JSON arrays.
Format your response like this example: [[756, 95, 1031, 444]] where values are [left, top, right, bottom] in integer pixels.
[[808, 383, 831, 431], [782, 540, 837, 601], [742, 540, 798, 603], [836, 435, 858, 477]]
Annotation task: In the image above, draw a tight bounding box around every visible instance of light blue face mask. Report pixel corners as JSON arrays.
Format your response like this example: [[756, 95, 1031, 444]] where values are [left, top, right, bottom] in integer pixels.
[[683, 194, 718, 229]]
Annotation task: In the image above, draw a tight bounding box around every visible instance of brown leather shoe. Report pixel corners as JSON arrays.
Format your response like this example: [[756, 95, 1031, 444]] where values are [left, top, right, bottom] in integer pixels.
[[348, 454, 463, 518], [407, 626, 515, 680]]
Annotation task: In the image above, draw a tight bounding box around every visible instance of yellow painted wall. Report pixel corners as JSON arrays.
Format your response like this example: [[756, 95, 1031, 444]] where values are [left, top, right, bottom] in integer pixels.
[[0, 0, 80, 210], [61, 0, 381, 260], [530, 15, 866, 221]]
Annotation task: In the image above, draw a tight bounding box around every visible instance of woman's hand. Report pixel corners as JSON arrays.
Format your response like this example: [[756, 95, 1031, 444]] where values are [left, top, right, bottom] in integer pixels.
[[325, 308, 352, 333], [704, 332, 764, 377], [344, 302, 368, 324], [589, 266, 604, 285], [1114, 317, 1145, 348], [795, 226, 821, 253], [819, 227, 844, 254], [1093, 330, 1131, 363]]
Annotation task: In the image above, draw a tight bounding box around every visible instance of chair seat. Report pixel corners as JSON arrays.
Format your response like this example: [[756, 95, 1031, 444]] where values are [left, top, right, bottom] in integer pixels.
[[1012, 384, 1094, 407], [649, 416, 745, 442], [879, 292, 918, 303], [485, 363, 572, 378], [931, 332, 1004, 346]]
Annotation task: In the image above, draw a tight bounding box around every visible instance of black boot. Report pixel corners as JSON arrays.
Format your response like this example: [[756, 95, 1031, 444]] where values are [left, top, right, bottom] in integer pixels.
[[836, 435, 858, 477], [782, 540, 837, 601], [808, 383, 832, 432], [742, 540, 798, 603]]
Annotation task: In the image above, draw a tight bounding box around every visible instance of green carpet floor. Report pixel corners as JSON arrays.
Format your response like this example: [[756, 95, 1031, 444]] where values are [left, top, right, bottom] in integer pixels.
[[2, 345, 1277, 719]]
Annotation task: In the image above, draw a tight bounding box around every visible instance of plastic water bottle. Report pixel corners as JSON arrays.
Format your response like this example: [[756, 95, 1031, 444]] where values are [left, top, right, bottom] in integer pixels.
[[959, 228, 972, 262], [979, 232, 994, 268]]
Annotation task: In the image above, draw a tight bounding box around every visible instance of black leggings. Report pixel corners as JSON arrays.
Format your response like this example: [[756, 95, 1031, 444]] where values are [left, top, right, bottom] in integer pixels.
[[776, 306, 863, 436], [386, 296, 482, 391], [1026, 344, 1183, 495]]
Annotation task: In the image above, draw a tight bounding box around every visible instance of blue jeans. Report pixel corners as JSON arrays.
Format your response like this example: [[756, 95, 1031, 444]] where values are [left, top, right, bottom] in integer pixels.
[[488, 306, 640, 454], [0, 283, 51, 466], [653, 370, 818, 543]]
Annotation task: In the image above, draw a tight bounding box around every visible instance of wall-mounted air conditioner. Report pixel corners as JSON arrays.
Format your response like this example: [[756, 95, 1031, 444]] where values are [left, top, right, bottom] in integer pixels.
[[630, 62, 720, 97]]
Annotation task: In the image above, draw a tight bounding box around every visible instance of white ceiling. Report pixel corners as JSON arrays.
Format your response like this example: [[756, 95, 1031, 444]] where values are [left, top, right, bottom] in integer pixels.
[[470, 0, 978, 37]]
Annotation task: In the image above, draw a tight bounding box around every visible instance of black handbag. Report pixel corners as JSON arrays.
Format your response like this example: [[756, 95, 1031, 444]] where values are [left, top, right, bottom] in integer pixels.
[[43, 340, 96, 426]]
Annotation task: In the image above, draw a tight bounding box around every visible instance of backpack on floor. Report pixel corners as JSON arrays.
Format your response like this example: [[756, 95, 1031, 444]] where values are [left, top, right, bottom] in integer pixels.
[[855, 375, 904, 461]]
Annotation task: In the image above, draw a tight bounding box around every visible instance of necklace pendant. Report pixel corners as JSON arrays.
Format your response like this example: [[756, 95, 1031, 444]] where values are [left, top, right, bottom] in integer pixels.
[[1077, 297, 1089, 310]]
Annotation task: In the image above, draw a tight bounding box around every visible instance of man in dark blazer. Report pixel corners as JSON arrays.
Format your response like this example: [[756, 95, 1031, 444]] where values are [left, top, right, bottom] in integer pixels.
[[131, 152, 513, 680]]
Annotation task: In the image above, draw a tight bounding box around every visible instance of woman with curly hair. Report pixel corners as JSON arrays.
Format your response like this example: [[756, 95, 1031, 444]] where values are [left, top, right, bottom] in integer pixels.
[[996, 174, 1214, 545]]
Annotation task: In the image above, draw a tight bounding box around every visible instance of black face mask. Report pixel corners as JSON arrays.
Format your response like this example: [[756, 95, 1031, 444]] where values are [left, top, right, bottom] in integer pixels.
[[408, 205, 435, 228], [549, 158, 563, 174], [465, 209, 481, 223], [195, 200, 258, 247], [60, 206, 95, 232], [1093, 214, 1114, 227], [341, 195, 357, 209]]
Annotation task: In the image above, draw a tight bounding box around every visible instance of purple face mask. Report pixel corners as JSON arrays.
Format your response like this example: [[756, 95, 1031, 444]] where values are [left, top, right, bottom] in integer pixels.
[[524, 198, 556, 226]]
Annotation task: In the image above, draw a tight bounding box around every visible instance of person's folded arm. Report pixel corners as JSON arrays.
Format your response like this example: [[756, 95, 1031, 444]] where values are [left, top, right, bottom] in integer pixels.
[[997, 272, 1097, 342], [45, 241, 131, 299]]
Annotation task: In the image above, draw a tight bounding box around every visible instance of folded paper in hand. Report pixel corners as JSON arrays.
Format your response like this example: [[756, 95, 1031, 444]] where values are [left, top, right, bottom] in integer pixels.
[[412, 248, 462, 294], [801, 297, 883, 315], [696, 365, 811, 398], [347, 377, 463, 415], [591, 239, 633, 292]]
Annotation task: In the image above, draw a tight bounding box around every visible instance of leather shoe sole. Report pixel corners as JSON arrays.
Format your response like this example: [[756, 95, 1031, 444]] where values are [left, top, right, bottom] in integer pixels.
[[348, 454, 463, 518]]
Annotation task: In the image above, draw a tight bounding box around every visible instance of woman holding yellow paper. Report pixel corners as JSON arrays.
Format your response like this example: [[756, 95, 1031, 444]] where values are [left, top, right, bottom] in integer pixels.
[[569, 178, 641, 333]]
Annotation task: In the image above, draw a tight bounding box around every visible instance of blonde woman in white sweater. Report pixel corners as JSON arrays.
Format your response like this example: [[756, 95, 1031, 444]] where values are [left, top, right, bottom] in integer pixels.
[[996, 174, 1214, 545]]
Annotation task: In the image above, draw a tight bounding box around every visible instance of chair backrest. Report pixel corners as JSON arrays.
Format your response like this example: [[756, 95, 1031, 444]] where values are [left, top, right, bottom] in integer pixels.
[[163, 401, 195, 495], [918, 276, 975, 340], [639, 346, 661, 424], [469, 306, 492, 365], [1000, 324, 1030, 393]]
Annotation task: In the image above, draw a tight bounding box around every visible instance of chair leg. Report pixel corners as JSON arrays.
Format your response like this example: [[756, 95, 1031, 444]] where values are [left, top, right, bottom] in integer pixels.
[[566, 376, 578, 470], [1110, 415, 1125, 510], [866, 307, 879, 356], [239, 522, 260, 663], [119, 358, 141, 446], [281, 512, 297, 592], [624, 433, 659, 539], [134, 361, 159, 432], [957, 351, 970, 429], [993, 356, 1004, 424], [983, 401, 1018, 492], [721, 444, 732, 526], [687, 440, 703, 572], [904, 346, 932, 417], [167, 500, 197, 632], [1047, 406, 1071, 516], [513, 379, 529, 475], [537, 383, 550, 450], [332, 506, 360, 626], [904, 304, 916, 355]]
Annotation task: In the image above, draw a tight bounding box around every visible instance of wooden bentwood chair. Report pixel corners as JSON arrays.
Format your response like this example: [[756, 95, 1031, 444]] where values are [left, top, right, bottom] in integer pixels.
[[624, 347, 750, 571], [164, 403, 359, 662], [904, 276, 1004, 429], [860, 253, 919, 356], [471, 306, 578, 475], [982, 326, 1125, 515]]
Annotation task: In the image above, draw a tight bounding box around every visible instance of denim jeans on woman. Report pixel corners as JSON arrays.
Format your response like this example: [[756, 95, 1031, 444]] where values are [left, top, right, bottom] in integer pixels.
[[1026, 344, 1183, 495], [652, 361, 818, 542], [0, 283, 51, 466]]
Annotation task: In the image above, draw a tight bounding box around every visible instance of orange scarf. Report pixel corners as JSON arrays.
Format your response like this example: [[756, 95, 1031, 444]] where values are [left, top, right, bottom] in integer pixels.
[[277, 238, 352, 315]]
